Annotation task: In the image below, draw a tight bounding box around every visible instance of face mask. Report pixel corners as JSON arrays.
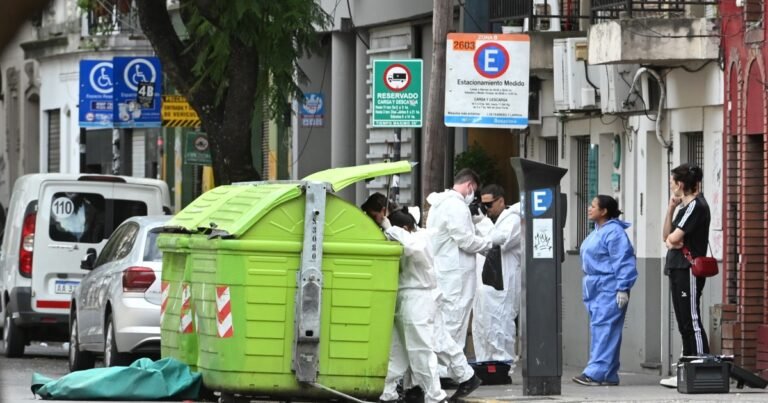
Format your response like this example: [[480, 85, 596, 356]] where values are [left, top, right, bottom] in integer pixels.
[[464, 186, 475, 206]]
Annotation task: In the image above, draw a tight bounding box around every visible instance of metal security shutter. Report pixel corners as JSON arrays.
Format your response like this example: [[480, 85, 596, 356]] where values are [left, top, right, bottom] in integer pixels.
[[544, 138, 558, 165], [47, 109, 60, 173], [132, 131, 146, 177], [366, 25, 418, 205], [262, 98, 271, 178], [576, 135, 590, 246]]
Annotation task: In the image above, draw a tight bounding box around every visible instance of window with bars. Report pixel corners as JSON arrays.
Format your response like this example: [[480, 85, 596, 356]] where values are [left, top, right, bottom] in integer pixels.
[[544, 138, 558, 165], [745, 0, 763, 26], [683, 132, 704, 167], [682, 132, 704, 191], [575, 136, 592, 247]]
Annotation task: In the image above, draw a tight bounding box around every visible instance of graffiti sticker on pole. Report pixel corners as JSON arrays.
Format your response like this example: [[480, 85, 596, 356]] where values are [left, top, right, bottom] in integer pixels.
[[445, 33, 530, 129], [372, 59, 423, 128]]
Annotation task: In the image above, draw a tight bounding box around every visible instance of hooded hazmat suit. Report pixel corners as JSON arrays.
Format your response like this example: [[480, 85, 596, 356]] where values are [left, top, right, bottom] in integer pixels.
[[472, 203, 522, 365], [379, 226, 474, 403], [579, 218, 637, 384], [426, 190, 492, 348]]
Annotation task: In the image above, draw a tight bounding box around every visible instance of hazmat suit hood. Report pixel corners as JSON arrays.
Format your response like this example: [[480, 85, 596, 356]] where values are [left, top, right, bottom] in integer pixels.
[[426, 189, 462, 208], [604, 218, 631, 230]]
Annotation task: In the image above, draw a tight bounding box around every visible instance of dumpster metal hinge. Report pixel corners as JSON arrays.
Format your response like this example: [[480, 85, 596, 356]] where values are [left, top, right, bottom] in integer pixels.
[[293, 181, 327, 383]]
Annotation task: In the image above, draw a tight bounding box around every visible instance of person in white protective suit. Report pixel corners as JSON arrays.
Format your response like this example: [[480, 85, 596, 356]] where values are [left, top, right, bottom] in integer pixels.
[[472, 185, 522, 373], [425, 168, 492, 349], [362, 195, 482, 403]]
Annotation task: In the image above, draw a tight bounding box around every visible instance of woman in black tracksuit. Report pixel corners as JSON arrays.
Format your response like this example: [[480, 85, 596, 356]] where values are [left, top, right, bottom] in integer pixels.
[[663, 163, 711, 357]]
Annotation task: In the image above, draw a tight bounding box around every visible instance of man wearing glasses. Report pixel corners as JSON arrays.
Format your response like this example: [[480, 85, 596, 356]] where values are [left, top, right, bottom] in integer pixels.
[[472, 184, 522, 375]]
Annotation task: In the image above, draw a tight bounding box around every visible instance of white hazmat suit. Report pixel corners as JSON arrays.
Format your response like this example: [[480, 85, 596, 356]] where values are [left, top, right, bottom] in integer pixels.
[[379, 225, 473, 403], [426, 190, 492, 348], [473, 204, 522, 366]]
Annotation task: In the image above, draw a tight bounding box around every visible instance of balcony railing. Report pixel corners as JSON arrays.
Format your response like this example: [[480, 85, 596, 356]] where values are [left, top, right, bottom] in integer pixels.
[[86, 0, 140, 36], [591, 0, 719, 20], [489, 0, 585, 32]]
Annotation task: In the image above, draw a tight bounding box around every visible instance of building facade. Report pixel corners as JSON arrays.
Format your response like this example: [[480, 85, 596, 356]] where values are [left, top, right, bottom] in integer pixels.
[[721, 0, 768, 373], [298, 0, 729, 377]]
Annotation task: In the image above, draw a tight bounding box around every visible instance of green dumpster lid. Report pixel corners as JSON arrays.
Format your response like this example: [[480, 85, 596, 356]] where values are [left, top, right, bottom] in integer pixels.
[[165, 183, 303, 236], [303, 160, 413, 192], [166, 161, 413, 236]]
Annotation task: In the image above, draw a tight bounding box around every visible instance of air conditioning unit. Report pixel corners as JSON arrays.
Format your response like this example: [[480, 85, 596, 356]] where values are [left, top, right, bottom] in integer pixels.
[[598, 64, 645, 115], [553, 37, 600, 111]]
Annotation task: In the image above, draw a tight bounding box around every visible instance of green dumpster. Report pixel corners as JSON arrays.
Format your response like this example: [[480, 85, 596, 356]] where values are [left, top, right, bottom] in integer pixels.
[[159, 161, 412, 400], [156, 234, 197, 371]]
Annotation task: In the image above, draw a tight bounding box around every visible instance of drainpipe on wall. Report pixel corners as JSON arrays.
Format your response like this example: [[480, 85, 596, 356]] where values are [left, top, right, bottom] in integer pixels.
[[629, 67, 671, 150]]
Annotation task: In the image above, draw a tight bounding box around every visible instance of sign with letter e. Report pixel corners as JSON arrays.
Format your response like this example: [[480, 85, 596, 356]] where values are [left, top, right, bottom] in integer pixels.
[[531, 188, 553, 217], [372, 59, 423, 128], [445, 33, 530, 129]]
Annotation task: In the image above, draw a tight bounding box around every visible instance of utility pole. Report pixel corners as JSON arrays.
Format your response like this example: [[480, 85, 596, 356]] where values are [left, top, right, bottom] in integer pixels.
[[422, 0, 452, 203]]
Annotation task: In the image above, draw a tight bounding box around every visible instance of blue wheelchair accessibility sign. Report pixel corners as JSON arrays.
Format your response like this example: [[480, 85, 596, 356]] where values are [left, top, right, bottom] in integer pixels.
[[79, 60, 114, 127], [113, 56, 162, 128]]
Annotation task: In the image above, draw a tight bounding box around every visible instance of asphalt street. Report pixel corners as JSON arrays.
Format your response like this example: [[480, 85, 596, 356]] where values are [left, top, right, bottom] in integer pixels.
[[2, 344, 768, 402]]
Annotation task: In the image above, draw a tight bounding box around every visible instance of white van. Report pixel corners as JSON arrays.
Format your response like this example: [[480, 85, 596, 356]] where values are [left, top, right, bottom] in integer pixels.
[[0, 174, 170, 357]]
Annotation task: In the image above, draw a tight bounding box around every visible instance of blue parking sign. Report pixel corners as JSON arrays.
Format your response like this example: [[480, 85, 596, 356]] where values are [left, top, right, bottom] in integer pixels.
[[531, 188, 553, 217], [112, 57, 162, 128], [79, 60, 114, 127]]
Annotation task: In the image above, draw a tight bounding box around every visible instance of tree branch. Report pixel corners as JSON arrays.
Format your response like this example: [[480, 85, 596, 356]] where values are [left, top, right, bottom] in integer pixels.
[[135, 0, 214, 109]]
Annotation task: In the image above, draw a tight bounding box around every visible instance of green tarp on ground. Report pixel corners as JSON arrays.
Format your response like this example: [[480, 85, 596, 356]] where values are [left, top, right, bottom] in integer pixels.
[[31, 358, 201, 400]]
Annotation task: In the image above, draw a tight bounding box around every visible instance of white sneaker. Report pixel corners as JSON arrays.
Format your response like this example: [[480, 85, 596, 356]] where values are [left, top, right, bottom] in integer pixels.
[[659, 375, 677, 388]]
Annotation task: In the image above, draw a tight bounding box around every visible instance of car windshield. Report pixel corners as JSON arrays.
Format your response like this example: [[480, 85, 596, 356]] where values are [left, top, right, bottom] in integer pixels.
[[143, 229, 163, 262]]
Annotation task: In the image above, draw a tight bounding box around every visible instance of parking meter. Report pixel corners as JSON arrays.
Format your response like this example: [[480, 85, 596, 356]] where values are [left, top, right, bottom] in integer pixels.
[[510, 157, 568, 396]]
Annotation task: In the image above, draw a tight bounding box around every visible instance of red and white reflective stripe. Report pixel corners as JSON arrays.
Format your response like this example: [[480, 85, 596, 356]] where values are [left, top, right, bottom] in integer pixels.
[[160, 281, 169, 323], [215, 286, 233, 338], [179, 282, 194, 334]]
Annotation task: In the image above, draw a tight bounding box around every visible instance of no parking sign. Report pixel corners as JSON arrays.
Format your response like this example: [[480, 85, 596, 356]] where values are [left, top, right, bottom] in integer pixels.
[[445, 33, 530, 129]]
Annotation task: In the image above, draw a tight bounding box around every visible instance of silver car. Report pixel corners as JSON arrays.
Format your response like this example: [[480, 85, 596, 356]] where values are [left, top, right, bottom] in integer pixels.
[[68, 215, 170, 371]]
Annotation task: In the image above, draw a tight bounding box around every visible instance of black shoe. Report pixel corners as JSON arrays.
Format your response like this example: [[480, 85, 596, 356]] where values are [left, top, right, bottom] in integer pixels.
[[572, 373, 601, 386], [403, 386, 424, 403], [440, 377, 459, 389], [449, 374, 482, 402]]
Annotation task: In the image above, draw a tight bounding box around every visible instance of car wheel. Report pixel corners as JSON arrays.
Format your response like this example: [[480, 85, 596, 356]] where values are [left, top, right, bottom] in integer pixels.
[[3, 308, 25, 358], [68, 315, 95, 371], [104, 314, 133, 367]]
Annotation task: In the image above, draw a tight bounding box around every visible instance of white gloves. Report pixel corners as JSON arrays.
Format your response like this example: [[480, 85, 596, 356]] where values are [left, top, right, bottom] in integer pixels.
[[472, 212, 485, 224], [380, 217, 392, 230], [616, 291, 629, 309], [490, 231, 507, 246]]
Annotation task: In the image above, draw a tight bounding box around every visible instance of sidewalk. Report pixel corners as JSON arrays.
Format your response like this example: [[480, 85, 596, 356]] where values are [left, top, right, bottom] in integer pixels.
[[455, 366, 768, 402]]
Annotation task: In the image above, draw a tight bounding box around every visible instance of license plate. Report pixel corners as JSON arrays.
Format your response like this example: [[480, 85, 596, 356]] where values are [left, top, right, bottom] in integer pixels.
[[54, 280, 80, 294]]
